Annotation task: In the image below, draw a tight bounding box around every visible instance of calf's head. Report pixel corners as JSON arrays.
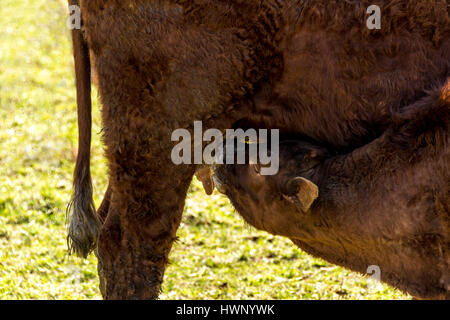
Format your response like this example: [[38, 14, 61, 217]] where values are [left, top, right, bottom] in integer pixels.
[[213, 140, 329, 237]]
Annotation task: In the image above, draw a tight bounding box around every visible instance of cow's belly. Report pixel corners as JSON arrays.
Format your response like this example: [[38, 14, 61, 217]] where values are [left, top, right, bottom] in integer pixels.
[[251, 31, 449, 149]]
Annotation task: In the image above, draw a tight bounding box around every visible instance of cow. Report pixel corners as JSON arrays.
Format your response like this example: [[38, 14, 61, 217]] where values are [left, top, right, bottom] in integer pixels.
[[213, 85, 450, 299], [67, 0, 449, 299]]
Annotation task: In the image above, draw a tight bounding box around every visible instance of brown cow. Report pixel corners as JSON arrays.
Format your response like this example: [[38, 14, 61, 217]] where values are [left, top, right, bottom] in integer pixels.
[[67, 0, 449, 299], [214, 84, 450, 299]]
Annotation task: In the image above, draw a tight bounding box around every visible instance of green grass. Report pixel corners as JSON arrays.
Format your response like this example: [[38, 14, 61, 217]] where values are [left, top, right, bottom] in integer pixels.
[[0, 0, 410, 300]]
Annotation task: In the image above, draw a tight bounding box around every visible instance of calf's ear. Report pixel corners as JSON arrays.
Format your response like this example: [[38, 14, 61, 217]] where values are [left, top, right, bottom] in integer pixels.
[[195, 167, 215, 195], [283, 177, 319, 213]]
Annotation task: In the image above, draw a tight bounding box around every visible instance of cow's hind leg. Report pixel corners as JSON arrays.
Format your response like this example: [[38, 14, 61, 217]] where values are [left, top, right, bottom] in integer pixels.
[[96, 184, 111, 224], [96, 142, 195, 299], [94, 184, 111, 298]]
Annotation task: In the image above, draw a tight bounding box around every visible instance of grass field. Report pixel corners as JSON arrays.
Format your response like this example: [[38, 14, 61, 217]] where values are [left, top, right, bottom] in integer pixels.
[[0, 0, 411, 300]]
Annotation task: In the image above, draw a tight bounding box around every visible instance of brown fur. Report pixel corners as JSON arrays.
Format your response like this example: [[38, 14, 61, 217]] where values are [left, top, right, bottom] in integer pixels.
[[68, 0, 449, 299], [214, 83, 450, 299]]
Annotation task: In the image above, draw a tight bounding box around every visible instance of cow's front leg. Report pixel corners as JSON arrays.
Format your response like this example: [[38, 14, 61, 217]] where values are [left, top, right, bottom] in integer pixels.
[[97, 134, 195, 299]]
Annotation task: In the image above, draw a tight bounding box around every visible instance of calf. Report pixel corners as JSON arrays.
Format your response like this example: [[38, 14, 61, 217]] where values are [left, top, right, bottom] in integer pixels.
[[214, 86, 450, 299]]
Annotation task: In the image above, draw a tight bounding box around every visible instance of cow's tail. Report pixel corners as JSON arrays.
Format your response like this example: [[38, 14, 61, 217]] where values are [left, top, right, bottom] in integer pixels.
[[67, 0, 99, 258]]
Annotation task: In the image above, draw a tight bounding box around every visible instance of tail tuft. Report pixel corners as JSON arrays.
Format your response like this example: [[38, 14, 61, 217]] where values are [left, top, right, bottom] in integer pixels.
[[67, 165, 99, 258]]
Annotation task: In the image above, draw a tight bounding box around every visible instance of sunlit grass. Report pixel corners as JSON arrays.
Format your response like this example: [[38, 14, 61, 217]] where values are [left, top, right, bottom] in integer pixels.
[[0, 0, 410, 300]]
